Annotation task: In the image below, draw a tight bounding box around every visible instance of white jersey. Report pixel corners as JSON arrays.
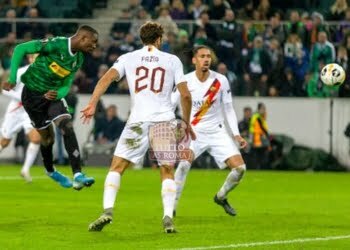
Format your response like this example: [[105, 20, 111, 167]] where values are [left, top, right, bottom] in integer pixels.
[[112, 46, 186, 124], [172, 70, 232, 132]]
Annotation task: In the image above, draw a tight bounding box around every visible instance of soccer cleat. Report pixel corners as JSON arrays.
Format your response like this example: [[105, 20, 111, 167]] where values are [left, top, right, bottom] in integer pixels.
[[88, 214, 113, 232], [163, 216, 176, 233], [73, 173, 95, 190], [214, 195, 237, 216], [20, 171, 32, 183], [48, 171, 73, 188]]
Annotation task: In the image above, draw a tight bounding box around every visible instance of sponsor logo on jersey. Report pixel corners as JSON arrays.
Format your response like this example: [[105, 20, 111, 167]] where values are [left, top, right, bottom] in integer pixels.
[[49, 61, 71, 78], [191, 78, 221, 126]]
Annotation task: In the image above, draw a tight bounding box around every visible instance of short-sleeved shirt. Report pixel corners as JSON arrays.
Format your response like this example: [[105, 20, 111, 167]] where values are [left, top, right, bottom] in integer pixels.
[[112, 46, 185, 123], [172, 70, 232, 132]]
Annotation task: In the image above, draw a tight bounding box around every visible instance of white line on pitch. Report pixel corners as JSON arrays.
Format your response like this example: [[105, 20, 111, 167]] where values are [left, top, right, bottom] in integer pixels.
[[170, 235, 350, 250]]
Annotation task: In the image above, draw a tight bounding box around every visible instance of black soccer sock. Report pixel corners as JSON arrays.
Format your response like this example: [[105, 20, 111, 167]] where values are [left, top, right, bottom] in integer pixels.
[[59, 119, 82, 174], [40, 144, 55, 173]]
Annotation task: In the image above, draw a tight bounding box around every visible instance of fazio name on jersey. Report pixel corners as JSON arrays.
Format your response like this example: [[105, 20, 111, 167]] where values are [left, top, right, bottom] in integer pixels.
[[141, 56, 159, 62]]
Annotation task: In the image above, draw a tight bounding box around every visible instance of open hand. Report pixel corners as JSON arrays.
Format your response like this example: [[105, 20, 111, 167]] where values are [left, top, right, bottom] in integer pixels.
[[80, 103, 96, 124]]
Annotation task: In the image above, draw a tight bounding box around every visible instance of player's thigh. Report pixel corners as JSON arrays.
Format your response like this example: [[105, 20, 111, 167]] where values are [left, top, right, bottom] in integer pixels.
[[48, 99, 71, 123], [114, 122, 150, 166], [1, 111, 23, 139], [27, 129, 41, 144], [189, 130, 209, 162], [21, 86, 50, 129], [37, 125, 55, 145], [208, 131, 241, 169], [22, 113, 40, 143]]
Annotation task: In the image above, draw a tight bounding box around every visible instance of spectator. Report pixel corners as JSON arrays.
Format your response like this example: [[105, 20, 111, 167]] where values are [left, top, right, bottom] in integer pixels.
[[249, 103, 270, 169], [243, 36, 271, 96], [309, 31, 335, 73], [0, 8, 16, 38], [216, 62, 238, 94], [216, 9, 242, 71], [284, 33, 309, 93], [208, 0, 229, 20], [94, 105, 125, 144], [0, 32, 16, 70], [328, 0, 348, 20], [170, 0, 188, 20], [82, 46, 104, 79], [127, 0, 144, 18], [285, 10, 306, 45], [336, 46, 350, 97], [257, 0, 272, 20], [264, 14, 286, 45], [238, 106, 252, 168], [156, 7, 179, 35], [188, 0, 208, 20], [119, 33, 138, 54], [279, 68, 299, 97], [238, 0, 254, 20], [267, 38, 284, 91], [173, 29, 192, 73], [192, 11, 217, 46], [129, 7, 151, 39], [19, 7, 47, 39], [309, 12, 328, 48], [110, 9, 132, 41]]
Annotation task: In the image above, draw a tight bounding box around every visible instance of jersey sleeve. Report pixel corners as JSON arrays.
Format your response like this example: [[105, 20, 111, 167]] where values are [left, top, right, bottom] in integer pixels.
[[8, 39, 58, 84], [221, 76, 233, 104], [111, 54, 127, 80], [173, 56, 186, 85]]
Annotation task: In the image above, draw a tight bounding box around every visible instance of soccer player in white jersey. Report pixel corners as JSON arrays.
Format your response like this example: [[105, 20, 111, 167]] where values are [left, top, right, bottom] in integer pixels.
[[172, 45, 247, 216], [81, 21, 195, 233], [0, 61, 41, 182]]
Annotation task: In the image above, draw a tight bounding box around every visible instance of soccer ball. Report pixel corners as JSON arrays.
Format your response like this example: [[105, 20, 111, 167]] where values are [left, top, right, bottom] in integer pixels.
[[320, 63, 346, 86]]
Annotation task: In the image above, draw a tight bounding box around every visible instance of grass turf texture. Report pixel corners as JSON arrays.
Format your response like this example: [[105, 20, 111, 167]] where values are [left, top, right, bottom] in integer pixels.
[[0, 165, 350, 250]]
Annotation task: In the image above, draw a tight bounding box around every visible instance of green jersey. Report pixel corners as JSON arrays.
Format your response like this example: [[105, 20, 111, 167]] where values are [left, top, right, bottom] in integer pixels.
[[8, 37, 84, 99]]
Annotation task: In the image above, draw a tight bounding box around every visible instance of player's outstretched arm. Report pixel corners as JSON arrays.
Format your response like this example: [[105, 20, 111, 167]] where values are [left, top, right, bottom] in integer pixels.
[[177, 82, 196, 140], [80, 68, 119, 124]]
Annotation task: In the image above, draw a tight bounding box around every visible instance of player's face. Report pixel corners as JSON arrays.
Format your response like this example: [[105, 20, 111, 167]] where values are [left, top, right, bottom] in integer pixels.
[[80, 33, 98, 53], [193, 48, 212, 72]]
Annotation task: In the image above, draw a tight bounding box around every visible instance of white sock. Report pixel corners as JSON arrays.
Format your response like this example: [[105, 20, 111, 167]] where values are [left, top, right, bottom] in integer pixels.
[[21, 142, 40, 173], [217, 164, 246, 200], [161, 178, 176, 218], [103, 171, 121, 212], [174, 161, 191, 210]]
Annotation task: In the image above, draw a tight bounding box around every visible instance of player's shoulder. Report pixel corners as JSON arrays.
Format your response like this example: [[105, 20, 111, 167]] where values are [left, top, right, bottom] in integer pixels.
[[211, 70, 229, 84], [45, 36, 67, 44], [184, 71, 196, 78]]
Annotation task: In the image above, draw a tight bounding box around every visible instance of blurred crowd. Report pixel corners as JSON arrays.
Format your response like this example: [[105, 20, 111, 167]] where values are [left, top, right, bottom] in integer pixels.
[[1, 0, 350, 97]]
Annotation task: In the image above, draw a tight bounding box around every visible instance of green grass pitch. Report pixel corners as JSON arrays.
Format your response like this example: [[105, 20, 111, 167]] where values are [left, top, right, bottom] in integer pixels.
[[0, 165, 350, 250]]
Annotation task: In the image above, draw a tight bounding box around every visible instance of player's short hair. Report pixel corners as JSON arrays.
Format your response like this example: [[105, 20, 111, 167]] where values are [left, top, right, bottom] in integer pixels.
[[77, 25, 98, 35], [139, 21, 164, 45], [192, 45, 218, 65]]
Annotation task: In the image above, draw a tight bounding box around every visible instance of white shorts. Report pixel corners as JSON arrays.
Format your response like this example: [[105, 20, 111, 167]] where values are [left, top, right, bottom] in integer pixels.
[[114, 120, 181, 165], [1, 107, 33, 139], [191, 126, 240, 169], [114, 122, 152, 165]]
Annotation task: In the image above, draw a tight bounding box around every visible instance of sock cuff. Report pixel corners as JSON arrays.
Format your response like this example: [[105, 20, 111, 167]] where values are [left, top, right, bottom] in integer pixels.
[[233, 164, 246, 173], [28, 142, 40, 149]]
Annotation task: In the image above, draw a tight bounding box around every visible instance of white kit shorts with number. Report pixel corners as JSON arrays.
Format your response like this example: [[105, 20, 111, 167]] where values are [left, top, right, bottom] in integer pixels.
[[1, 105, 33, 139], [190, 125, 241, 169]]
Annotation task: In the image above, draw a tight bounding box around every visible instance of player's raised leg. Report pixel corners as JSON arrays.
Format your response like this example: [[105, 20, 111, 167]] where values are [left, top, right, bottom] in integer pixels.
[[214, 154, 246, 216], [88, 156, 131, 231], [54, 116, 94, 190], [37, 125, 72, 188], [20, 129, 41, 182]]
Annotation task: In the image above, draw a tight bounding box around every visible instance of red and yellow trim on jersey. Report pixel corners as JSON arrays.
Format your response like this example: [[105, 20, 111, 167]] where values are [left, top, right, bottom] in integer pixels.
[[191, 79, 221, 126], [49, 61, 71, 78]]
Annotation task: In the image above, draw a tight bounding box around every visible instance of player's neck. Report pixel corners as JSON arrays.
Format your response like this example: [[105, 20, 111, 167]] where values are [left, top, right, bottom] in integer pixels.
[[195, 70, 210, 82]]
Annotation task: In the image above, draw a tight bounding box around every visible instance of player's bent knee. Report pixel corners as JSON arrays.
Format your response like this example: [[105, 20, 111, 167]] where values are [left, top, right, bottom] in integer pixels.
[[109, 156, 131, 174], [235, 164, 246, 179], [177, 161, 191, 173]]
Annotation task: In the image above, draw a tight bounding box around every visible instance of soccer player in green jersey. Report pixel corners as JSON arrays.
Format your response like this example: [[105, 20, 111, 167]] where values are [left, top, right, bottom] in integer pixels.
[[2, 25, 98, 190]]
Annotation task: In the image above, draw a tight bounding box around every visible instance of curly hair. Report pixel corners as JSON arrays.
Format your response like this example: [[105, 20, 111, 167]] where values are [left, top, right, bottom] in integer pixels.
[[139, 21, 164, 45]]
